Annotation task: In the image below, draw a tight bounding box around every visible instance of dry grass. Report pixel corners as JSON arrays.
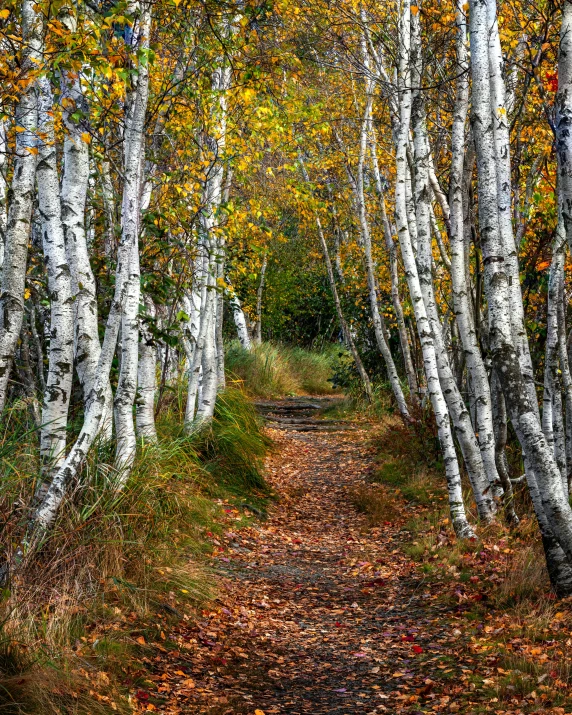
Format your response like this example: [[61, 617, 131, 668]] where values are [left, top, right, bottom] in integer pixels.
[[0, 385, 272, 713], [349, 484, 401, 525], [494, 539, 550, 607], [225, 341, 336, 397]]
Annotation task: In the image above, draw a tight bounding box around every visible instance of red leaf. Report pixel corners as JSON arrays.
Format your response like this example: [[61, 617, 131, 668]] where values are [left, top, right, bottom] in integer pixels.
[[412, 645, 423, 654]]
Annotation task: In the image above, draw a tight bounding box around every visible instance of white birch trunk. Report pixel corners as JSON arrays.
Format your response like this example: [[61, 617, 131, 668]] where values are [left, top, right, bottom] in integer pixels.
[[410, 10, 495, 522], [470, 0, 572, 595], [216, 281, 226, 390], [29, 6, 153, 529], [136, 294, 157, 442], [542, 228, 565, 469], [185, 271, 214, 428], [395, 0, 473, 538], [196, 266, 218, 423], [558, 283, 572, 492], [0, 119, 7, 270], [490, 368, 518, 523], [0, 0, 42, 415], [61, 73, 113, 441], [556, 0, 572, 253], [346, 100, 411, 420], [369, 133, 419, 405], [254, 251, 268, 345], [449, 2, 503, 502], [113, 7, 153, 474], [35, 76, 74, 474], [228, 285, 251, 350]]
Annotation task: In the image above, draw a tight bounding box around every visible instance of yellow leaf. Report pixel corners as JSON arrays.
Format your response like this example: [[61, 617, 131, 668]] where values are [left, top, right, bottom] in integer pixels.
[[25, 146, 38, 155], [254, 710, 266, 715], [411, 5, 419, 15], [14, 126, 25, 133], [0, 9, 10, 19], [24, 289, 31, 300], [81, 132, 91, 144], [136, 636, 146, 645]]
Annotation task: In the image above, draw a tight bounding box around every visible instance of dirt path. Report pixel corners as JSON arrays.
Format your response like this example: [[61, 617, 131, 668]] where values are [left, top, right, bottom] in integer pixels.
[[142, 403, 497, 714]]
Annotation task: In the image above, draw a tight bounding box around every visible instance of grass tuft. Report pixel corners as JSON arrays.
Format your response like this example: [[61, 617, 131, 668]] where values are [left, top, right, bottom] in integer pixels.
[[225, 341, 337, 397]]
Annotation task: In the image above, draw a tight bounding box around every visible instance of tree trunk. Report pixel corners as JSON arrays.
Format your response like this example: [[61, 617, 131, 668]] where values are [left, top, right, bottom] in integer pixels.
[[470, 0, 572, 595], [449, 2, 503, 502], [369, 132, 419, 406], [0, 0, 43, 415], [61, 71, 113, 441], [136, 294, 158, 442], [36, 76, 74, 475], [348, 97, 411, 420], [395, 0, 473, 538], [254, 251, 268, 345], [410, 10, 495, 522], [30, 4, 153, 528]]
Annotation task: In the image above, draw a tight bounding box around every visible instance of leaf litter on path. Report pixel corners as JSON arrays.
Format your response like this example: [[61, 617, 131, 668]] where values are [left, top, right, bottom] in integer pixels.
[[132, 417, 572, 714]]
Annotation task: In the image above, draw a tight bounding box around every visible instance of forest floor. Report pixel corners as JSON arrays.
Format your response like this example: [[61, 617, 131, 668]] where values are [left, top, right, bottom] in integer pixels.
[[131, 400, 572, 715]]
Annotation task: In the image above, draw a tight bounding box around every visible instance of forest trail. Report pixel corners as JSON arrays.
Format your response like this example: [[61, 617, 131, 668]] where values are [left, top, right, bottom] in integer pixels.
[[142, 403, 510, 714]]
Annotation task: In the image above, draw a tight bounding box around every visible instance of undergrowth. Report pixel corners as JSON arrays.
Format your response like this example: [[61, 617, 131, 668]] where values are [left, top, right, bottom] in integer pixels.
[[360, 407, 572, 707], [225, 340, 338, 397], [0, 383, 271, 713]]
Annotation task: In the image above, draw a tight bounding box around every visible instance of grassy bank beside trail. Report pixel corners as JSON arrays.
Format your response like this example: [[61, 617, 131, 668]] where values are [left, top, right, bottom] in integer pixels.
[[225, 341, 339, 398], [352, 409, 572, 710], [0, 384, 271, 714]]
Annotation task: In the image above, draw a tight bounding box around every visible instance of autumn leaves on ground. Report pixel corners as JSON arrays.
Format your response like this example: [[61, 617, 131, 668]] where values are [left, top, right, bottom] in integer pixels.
[[119, 396, 572, 715]]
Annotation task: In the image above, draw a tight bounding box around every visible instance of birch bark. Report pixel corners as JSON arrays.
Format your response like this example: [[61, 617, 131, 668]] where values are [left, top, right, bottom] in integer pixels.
[[556, 0, 572, 252], [228, 284, 251, 350], [0, 0, 42, 415], [410, 10, 495, 521], [470, 0, 572, 593], [29, 5, 153, 528], [369, 133, 419, 405], [448, 2, 503, 501], [136, 295, 158, 442], [61, 71, 113, 440], [35, 76, 74, 474], [343, 103, 410, 420], [395, 0, 473, 538], [113, 6, 152, 473], [254, 251, 268, 345], [0, 119, 7, 269]]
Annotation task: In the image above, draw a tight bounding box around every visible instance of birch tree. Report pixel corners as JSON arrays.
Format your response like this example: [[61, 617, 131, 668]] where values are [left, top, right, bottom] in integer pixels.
[[0, 0, 43, 415], [469, 0, 572, 594], [395, 0, 474, 538]]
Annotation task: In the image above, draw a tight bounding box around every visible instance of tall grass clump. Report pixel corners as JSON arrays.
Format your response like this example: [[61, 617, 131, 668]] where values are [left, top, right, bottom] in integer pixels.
[[225, 340, 336, 397], [0, 383, 272, 713]]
